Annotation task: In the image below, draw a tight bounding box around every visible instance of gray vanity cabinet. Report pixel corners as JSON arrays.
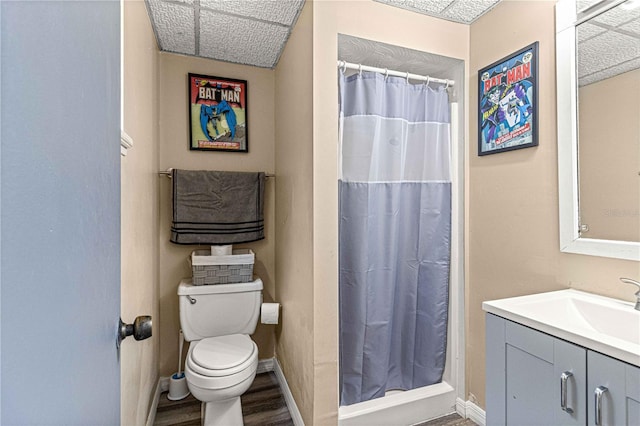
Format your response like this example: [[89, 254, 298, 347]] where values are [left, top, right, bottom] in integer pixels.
[[486, 313, 587, 426], [486, 313, 640, 426]]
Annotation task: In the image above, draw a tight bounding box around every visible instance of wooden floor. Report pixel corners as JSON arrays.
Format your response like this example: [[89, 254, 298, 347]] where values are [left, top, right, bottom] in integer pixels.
[[418, 413, 478, 426], [154, 372, 476, 426], [154, 372, 293, 426]]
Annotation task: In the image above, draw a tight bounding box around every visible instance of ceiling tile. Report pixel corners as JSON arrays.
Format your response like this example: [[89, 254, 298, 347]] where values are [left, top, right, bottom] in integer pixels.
[[199, 10, 289, 68], [442, 0, 500, 23], [580, 56, 640, 86], [578, 31, 640, 79], [621, 18, 640, 36], [374, 0, 500, 24], [592, 3, 640, 27], [200, 0, 304, 26], [577, 0, 601, 13], [576, 21, 607, 43], [375, 0, 453, 15], [147, 0, 195, 55]]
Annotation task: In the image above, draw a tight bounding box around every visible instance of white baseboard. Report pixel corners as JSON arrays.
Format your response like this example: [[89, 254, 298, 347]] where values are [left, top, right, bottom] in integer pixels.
[[159, 376, 170, 393], [466, 401, 485, 426], [257, 358, 275, 374], [272, 358, 305, 426], [455, 398, 466, 418], [455, 398, 485, 426], [146, 378, 165, 426]]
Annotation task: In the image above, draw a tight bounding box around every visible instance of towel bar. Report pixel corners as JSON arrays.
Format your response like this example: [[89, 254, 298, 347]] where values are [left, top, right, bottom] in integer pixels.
[[158, 169, 274, 178]]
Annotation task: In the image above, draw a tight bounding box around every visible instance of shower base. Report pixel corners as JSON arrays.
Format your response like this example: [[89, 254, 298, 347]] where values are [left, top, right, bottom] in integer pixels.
[[338, 381, 457, 426]]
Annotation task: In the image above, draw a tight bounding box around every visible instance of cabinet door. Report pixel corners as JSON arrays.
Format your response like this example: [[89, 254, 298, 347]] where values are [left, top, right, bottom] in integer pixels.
[[486, 314, 586, 426], [587, 351, 640, 426]]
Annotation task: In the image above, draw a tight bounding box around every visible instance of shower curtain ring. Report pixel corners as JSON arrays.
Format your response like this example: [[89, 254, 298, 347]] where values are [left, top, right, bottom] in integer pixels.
[[340, 61, 347, 73], [406, 72, 410, 83], [445, 79, 450, 89], [425, 76, 430, 87], [384, 68, 389, 80], [358, 64, 362, 76]]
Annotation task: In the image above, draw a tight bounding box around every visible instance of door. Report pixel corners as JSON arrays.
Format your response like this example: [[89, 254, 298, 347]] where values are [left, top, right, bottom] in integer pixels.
[[588, 351, 640, 426], [1, 1, 121, 424]]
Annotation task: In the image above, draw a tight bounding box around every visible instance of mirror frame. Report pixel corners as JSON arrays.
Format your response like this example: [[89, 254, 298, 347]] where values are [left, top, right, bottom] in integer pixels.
[[556, 0, 640, 261]]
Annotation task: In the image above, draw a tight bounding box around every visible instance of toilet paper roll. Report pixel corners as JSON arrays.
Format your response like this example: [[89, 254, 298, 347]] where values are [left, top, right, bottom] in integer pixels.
[[261, 303, 280, 325]]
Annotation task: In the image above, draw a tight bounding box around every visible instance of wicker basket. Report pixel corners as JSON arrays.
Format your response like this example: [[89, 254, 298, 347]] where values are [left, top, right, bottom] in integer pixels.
[[190, 249, 255, 285]]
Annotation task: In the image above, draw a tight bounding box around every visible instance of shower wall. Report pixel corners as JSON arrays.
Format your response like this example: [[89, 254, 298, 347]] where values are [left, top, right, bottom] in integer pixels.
[[274, 2, 314, 425]]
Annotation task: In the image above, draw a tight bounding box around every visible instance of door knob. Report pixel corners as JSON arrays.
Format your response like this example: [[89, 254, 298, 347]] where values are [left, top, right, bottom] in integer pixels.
[[117, 315, 152, 348]]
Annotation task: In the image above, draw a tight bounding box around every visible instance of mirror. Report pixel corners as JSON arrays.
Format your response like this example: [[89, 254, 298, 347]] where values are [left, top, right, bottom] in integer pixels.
[[577, 0, 640, 242], [556, 0, 640, 260]]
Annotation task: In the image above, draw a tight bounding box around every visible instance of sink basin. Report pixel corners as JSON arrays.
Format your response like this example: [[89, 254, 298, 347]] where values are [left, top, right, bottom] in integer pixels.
[[572, 297, 640, 345], [483, 289, 640, 366]]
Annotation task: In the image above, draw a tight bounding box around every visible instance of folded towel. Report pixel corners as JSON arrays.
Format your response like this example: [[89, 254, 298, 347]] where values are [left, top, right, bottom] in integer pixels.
[[171, 169, 265, 245]]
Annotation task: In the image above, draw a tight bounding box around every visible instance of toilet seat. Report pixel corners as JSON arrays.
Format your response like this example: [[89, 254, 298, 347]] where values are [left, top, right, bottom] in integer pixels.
[[187, 334, 257, 377]]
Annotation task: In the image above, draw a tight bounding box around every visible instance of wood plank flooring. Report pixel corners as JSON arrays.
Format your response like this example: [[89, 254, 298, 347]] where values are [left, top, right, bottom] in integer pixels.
[[154, 372, 476, 426], [154, 372, 293, 426], [417, 413, 478, 426]]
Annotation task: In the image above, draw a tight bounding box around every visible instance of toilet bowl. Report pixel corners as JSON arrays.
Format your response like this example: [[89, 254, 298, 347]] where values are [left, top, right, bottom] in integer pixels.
[[184, 334, 258, 425]]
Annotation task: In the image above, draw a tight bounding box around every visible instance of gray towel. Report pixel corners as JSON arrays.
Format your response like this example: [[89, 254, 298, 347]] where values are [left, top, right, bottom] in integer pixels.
[[171, 169, 265, 245]]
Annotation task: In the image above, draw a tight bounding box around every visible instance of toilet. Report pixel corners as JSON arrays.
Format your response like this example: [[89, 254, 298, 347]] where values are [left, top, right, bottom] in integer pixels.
[[178, 277, 263, 426]]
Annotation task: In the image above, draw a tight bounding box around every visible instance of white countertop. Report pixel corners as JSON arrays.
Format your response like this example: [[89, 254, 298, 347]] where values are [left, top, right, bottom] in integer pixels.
[[483, 289, 640, 367]]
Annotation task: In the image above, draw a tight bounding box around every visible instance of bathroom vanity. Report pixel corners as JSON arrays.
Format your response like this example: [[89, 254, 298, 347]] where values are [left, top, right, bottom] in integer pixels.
[[483, 290, 640, 425]]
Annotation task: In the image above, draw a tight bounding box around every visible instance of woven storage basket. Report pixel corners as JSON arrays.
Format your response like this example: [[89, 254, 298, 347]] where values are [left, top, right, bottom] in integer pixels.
[[190, 249, 255, 285]]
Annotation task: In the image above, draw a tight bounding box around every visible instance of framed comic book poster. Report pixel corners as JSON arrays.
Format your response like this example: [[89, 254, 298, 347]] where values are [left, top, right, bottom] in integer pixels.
[[189, 73, 248, 152], [478, 42, 538, 156]]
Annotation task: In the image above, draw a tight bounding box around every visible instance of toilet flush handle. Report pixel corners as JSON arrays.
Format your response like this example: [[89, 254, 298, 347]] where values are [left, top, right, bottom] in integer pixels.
[[186, 295, 196, 304]]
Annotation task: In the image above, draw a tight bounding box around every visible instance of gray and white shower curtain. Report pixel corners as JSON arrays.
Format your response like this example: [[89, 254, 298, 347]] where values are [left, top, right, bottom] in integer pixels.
[[339, 71, 452, 406]]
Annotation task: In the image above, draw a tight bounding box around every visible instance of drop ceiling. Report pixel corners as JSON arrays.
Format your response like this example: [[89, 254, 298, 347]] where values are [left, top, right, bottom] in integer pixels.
[[144, 0, 501, 68], [144, 0, 640, 83]]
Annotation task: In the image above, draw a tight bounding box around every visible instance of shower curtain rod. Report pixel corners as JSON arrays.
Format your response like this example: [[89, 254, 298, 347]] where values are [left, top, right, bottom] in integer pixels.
[[337, 60, 454, 87]]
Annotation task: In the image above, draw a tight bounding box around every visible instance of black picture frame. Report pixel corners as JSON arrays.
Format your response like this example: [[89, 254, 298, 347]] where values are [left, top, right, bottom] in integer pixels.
[[188, 73, 248, 152], [478, 42, 538, 156]]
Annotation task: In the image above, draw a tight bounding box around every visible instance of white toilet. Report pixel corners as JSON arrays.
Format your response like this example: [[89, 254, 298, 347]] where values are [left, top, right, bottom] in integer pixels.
[[178, 277, 263, 426]]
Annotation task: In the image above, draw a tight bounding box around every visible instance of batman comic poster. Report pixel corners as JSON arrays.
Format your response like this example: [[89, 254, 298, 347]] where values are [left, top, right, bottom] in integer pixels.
[[189, 73, 248, 152], [478, 42, 538, 156]]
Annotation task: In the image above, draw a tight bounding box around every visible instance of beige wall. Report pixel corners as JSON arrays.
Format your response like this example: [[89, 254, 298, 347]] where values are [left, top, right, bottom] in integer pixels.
[[274, 2, 315, 425], [578, 69, 640, 242], [121, 1, 160, 424], [312, 1, 469, 423], [158, 53, 276, 376], [468, 0, 640, 408]]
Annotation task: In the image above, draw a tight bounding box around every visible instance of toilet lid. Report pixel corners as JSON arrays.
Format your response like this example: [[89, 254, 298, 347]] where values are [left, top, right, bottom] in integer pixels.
[[190, 334, 255, 371]]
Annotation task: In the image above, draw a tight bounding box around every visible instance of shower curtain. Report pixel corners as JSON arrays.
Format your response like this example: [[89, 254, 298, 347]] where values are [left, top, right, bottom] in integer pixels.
[[339, 70, 452, 406]]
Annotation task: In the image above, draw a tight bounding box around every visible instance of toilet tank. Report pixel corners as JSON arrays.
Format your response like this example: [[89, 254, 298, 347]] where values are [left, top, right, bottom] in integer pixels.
[[178, 278, 263, 342]]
